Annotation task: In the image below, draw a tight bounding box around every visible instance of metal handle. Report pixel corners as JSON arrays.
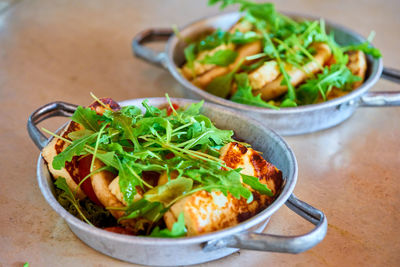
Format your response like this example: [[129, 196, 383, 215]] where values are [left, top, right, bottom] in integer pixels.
[[359, 91, 400, 107], [381, 67, 400, 84], [358, 67, 400, 107], [27, 101, 78, 150], [204, 194, 327, 254], [132, 28, 174, 68]]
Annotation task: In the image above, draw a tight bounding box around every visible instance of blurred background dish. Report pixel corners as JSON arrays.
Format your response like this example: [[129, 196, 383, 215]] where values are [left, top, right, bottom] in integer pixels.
[[133, 11, 400, 135]]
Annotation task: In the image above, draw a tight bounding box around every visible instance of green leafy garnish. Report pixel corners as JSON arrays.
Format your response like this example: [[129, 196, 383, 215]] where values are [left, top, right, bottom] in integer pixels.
[[297, 64, 361, 104], [54, 177, 92, 225], [52, 133, 97, 170], [187, 0, 383, 108], [184, 43, 196, 74], [342, 42, 382, 58], [149, 212, 187, 238], [144, 177, 193, 205], [205, 72, 235, 98], [71, 106, 102, 131], [47, 95, 275, 236], [241, 174, 273, 196], [231, 73, 279, 109], [230, 30, 261, 44], [200, 49, 238, 66]]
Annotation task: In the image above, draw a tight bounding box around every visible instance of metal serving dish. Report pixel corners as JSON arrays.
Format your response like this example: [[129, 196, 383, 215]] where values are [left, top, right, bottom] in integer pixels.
[[133, 12, 400, 135], [28, 98, 326, 266]]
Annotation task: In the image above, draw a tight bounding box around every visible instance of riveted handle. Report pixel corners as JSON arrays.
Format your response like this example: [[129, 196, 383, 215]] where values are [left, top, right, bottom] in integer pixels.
[[381, 67, 400, 84], [204, 194, 327, 254], [132, 28, 174, 68], [358, 67, 400, 107], [27, 102, 77, 150]]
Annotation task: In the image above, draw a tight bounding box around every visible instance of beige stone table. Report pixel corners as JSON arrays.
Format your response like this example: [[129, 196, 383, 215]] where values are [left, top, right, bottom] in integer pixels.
[[1, 0, 399, 266]]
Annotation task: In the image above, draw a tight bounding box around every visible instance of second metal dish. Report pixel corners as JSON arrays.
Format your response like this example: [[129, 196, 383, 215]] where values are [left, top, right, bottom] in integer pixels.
[[133, 12, 400, 135]]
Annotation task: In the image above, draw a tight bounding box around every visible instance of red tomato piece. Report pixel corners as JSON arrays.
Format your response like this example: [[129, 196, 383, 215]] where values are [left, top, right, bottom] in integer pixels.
[[167, 103, 179, 116], [78, 155, 103, 206]]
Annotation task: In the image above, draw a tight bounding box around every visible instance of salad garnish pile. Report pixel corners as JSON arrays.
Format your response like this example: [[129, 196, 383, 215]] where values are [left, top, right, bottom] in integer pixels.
[[43, 95, 275, 237], [181, 0, 382, 108]]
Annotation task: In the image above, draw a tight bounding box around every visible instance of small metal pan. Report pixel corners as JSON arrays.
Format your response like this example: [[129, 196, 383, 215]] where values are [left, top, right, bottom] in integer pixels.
[[132, 12, 400, 135], [28, 98, 326, 266]]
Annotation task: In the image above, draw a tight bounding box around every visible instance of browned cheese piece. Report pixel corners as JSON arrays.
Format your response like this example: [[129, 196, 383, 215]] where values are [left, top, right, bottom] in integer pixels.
[[42, 121, 86, 200], [163, 142, 282, 236], [90, 160, 126, 219], [42, 98, 120, 200], [181, 19, 255, 81], [181, 43, 235, 80], [192, 41, 263, 89], [256, 42, 332, 100], [248, 60, 280, 90], [346, 50, 367, 89], [325, 50, 367, 100]]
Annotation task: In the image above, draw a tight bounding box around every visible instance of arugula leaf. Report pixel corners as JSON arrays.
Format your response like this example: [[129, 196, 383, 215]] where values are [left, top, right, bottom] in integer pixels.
[[71, 106, 102, 131], [67, 129, 95, 141], [119, 198, 164, 222], [120, 105, 142, 118], [229, 30, 261, 44], [54, 177, 93, 225], [342, 41, 382, 58], [117, 158, 140, 205], [142, 99, 165, 117], [205, 72, 234, 98], [144, 177, 193, 205], [231, 73, 279, 109], [52, 133, 96, 170], [297, 64, 361, 104], [149, 212, 187, 238], [241, 174, 273, 196], [197, 29, 229, 52], [180, 100, 204, 116], [184, 43, 196, 73], [200, 49, 238, 66], [280, 98, 297, 107], [95, 151, 119, 169], [108, 111, 142, 151]]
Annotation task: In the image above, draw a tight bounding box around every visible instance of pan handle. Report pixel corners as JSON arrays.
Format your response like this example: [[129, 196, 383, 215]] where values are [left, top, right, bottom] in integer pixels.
[[358, 67, 400, 107], [132, 28, 174, 68], [359, 91, 400, 107], [203, 194, 327, 253], [27, 102, 78, 150], [381, 67, 400, 84]]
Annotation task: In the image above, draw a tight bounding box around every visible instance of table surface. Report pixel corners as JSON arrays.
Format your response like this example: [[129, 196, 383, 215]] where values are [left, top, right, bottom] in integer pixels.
[[1, 0, 399, 266]]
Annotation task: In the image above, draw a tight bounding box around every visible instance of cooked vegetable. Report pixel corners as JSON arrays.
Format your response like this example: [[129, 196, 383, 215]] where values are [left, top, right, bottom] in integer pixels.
[[42, 95, 282, 237], [180, 0, 382, 108]]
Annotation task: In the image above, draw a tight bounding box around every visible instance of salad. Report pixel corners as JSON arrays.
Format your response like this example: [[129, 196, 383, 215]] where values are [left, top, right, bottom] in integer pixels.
[[42, 95, 282, 237], [180, 0, 382, 109]]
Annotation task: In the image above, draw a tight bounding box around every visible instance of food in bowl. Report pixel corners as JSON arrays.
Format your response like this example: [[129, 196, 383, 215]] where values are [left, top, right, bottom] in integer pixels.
[[179, 0, 382, 109], [41, 95, 283, 237]]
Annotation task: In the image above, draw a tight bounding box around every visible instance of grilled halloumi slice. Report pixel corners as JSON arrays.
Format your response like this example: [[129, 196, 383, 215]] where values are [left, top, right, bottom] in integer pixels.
[[346, 50, 367, 89], [324, 50, 367, 101], [163, 142, 282, 236], [193, 40, 263, 89], [42, 121, 86, 200], [181, 43, 235, 80], [181, 19, 255, 81], [42, 98, 120, 199], [248, 60, 280, 90], [256, 42, 332, 100]]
